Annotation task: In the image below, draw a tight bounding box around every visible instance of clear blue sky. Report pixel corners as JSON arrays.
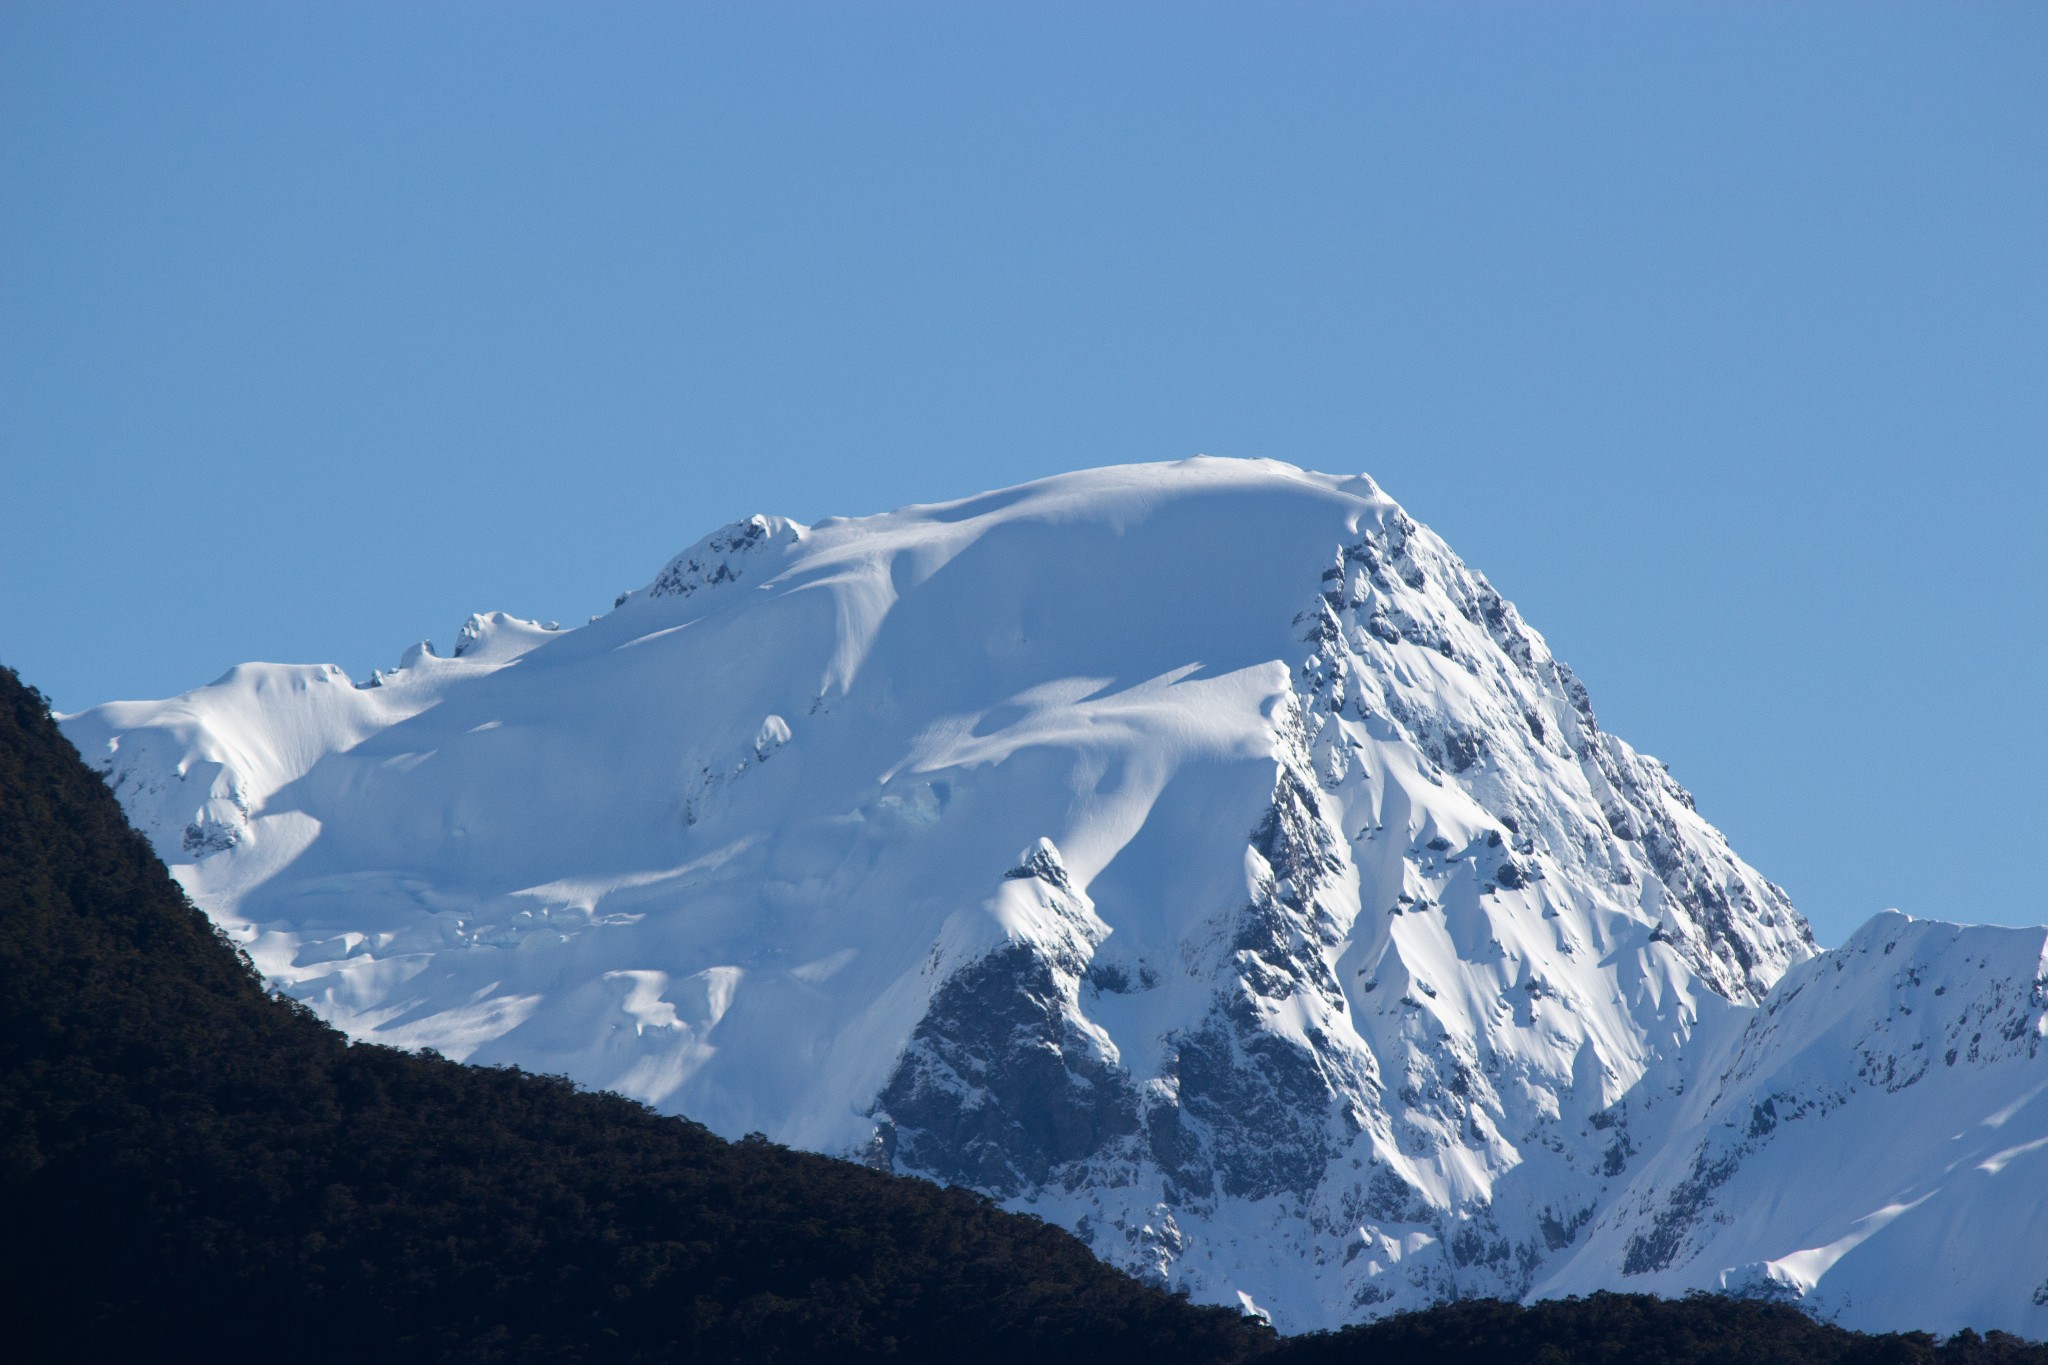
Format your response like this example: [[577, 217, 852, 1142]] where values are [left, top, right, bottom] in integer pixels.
[[3, 2, 2042, 944]]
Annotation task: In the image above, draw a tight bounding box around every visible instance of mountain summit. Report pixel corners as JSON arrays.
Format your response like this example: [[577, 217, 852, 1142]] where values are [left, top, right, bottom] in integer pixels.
[[64, 459, 2044, 1335]]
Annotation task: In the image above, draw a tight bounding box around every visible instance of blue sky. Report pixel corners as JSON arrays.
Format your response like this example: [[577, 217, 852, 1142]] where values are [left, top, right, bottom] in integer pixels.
[[3, 1, 2042, 943]]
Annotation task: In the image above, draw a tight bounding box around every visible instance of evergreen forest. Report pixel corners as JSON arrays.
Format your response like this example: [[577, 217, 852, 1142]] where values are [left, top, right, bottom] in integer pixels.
[[2, 664, 2039, 1364]]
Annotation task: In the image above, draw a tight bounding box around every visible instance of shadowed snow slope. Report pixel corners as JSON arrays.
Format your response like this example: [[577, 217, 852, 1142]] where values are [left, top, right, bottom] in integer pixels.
[[63, 458, 2042, 1336]]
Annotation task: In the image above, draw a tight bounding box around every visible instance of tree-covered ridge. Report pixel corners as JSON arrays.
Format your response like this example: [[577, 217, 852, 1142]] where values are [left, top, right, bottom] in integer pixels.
[[1, 661, 2041, 1364]]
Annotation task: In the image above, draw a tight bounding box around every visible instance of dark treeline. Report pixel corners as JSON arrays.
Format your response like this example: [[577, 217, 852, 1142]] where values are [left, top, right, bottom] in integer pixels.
[[2, 663, 2040, 1364], [1287, 1295, 2047, 1365]]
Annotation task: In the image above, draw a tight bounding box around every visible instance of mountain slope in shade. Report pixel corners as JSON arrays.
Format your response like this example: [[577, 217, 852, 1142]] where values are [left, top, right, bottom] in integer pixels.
[[58, 458, 2036, 1334]]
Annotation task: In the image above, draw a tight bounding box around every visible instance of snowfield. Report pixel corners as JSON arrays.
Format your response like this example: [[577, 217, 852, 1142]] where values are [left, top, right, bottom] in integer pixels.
[[62, 458, 2047, 1336]]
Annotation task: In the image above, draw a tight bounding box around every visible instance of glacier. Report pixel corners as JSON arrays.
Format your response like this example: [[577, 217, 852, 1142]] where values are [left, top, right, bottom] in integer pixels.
[[60, 457, 2047, 1336]]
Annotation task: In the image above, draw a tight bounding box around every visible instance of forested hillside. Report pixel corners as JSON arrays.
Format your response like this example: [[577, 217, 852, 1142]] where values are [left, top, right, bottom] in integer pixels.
[[3, 663, 2039, 1364]]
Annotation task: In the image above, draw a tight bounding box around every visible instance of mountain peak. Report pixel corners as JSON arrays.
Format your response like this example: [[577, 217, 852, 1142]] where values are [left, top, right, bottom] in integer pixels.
[[81, 458, 2021, 1335], [638, 513, 807, 606]]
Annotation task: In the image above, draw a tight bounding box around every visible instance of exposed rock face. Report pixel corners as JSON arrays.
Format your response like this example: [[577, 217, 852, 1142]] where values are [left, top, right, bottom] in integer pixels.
[[643, 514, 803, 602], [60, 459, 2043, 1338], [879, 843, 1143, 1195], [1147, 748, 1374, 1211]]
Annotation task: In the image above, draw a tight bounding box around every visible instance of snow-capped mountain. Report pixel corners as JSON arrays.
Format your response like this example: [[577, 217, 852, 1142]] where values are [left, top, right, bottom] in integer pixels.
[[60, 459, 2045, 1336]]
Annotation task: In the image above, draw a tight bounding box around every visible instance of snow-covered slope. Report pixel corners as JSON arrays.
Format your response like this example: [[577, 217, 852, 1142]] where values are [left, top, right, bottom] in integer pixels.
[[1542, 912, 2048, 1336], [60, 458, 2041, 1335]]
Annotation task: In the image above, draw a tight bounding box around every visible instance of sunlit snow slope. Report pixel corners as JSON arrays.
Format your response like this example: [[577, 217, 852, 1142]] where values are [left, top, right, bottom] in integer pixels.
[[62, 459, 2044, 1335]]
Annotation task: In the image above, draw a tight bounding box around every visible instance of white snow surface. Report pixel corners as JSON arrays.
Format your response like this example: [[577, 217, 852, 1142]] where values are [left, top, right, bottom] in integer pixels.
[[60, 458, 2044, 1336], [1541, 912, 2048, 1337]]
